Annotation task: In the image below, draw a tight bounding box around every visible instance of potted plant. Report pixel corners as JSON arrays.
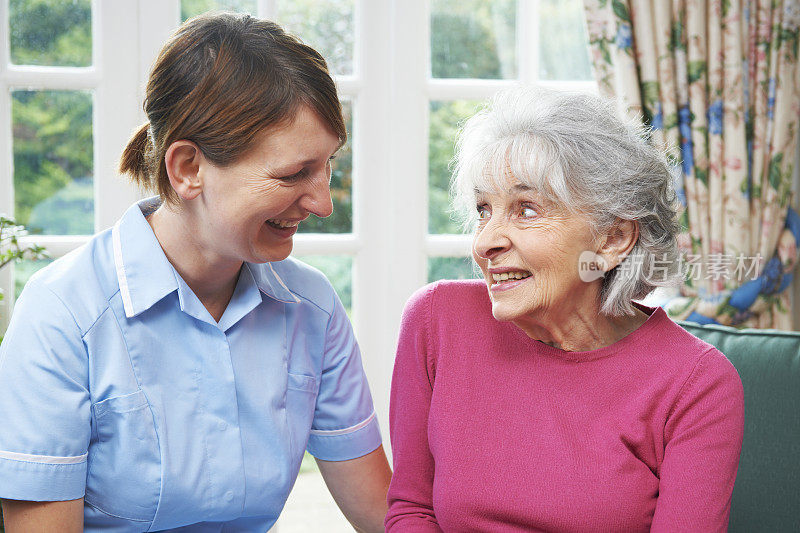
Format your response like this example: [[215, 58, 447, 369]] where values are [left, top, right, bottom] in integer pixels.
[[1, 215, 48, 339]]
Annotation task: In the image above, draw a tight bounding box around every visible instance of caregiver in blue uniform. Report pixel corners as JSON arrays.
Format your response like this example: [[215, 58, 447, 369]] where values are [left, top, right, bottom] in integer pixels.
[[0, 12, 391, 532]]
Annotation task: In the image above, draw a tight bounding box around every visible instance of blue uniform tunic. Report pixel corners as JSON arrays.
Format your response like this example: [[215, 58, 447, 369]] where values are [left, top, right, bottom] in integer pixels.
[[0, 198, 382, 531]]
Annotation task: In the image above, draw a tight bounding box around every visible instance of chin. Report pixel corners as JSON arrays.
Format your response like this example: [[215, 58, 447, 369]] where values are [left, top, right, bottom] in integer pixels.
[[251, 243, 293, 263], [490, 303, 521, 323]]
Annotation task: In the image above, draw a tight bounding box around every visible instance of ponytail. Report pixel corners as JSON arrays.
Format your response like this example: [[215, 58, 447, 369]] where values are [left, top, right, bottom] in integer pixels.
[[119, 123, 153, 191]]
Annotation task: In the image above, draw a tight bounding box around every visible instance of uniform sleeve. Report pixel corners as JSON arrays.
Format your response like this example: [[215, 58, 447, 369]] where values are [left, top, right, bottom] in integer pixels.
[[650, 348, 745, 532], [0, 280, 91, 501], [305, 292, 382, 461], [385, 286, 443, 532]]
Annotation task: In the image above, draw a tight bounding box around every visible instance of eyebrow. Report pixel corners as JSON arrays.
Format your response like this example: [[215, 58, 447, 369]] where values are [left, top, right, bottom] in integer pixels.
[[474, 183, 534, 194], [272, 151, 340, 175]]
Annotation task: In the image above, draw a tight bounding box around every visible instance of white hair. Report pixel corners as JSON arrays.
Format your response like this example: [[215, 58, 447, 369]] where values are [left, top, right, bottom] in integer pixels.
[[451, 85, 682, 316]]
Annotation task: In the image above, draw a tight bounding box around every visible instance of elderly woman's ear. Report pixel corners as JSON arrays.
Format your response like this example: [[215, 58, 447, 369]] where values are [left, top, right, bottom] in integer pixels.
[[597, 218, 639, 272], [164, 140, 204, 201]]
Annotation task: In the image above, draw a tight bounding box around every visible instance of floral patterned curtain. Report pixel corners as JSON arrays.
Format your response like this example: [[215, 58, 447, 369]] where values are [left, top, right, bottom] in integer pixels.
[[583, 0, 800, 329]]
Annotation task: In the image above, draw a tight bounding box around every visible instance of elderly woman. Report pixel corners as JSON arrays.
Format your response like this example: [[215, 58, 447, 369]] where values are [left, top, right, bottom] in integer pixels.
[[0, 13, 390, 532], [386, 86, 744, 532]]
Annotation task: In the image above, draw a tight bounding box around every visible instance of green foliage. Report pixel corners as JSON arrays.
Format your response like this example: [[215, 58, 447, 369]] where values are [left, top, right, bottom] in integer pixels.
[[428, 101, 482, 234], [687, 60, 706, 84], [641, 81, 661, 107], [0, 217, 48, 273], [430, 0, 516, 79], [0, 215, 49, 342], [181, 0, 256, 21], [694, 166, 708, 187], [182, 0, 355, 76], [9, 0, 91, 66], [277, 0, 355, 76], [428, 256, 479, 282], [768, 152, 784, 191], [612, 0, 630, 22], [12, 90, 94, 235], [670, 20, 685, 52]]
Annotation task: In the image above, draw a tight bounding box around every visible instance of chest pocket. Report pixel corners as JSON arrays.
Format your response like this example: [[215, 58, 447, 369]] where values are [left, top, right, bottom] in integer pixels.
[[86, 389, 161, 524], [287, 372, 319, 459]]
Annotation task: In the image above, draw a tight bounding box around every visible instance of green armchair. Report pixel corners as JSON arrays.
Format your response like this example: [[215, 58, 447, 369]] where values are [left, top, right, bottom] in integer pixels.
[[679, 321, 800, 533]]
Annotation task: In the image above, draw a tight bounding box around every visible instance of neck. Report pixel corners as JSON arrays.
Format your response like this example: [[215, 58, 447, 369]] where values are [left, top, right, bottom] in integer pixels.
[[512, 301, 649, 352], [147, 204, 241, 322]]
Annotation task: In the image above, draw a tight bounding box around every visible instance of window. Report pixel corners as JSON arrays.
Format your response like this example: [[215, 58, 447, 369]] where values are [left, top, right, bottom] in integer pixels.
[[1, 0, 595, 529]]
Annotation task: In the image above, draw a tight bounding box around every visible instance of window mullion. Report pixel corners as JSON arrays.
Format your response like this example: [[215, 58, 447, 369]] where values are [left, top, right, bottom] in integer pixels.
[[518, 0, 540, 84], [94, 0, 147, 232], [137, 0, 180, 91], [425, 234, 472, 257], [1, 67, 101, 89], [352, 0, 429, 449]]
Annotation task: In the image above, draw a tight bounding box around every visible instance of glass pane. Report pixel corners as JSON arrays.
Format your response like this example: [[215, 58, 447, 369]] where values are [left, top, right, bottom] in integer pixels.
[[12, 91, 94, 236], [293, 255, 352, 314], [9, 0, 92, 67], [428, 256, 479, 283], [538, 0, 592, 81], [429, 100, 481, 234], [15, 258, 54, 299], [430, 0, 517, 79], [278, 0, 355, 76], [299, 100, 353, 234], [181, 0, 256, 20]]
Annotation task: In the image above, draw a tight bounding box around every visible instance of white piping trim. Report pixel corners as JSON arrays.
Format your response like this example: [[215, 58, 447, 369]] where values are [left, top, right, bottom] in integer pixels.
[[268, 263, 301, 303], [0, 449, 88, 464], [309, 411, 376, 436], [112, 222, 135, 317]]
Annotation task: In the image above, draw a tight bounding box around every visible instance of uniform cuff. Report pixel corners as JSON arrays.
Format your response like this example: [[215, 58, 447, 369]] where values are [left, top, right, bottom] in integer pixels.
[[306, 413, 383, 461], [0, 456, 86, 501]]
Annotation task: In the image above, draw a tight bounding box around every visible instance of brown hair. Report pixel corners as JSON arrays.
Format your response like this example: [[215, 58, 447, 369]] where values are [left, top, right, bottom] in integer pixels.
[[119, 12, 346, 203]]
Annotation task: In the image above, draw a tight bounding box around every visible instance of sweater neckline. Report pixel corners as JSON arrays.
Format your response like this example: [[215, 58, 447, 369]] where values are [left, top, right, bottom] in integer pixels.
[[502, 302, 668, 363]]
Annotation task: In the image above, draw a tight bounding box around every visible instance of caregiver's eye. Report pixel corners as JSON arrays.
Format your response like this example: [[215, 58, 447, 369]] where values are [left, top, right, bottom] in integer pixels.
[[280, 168, 309, 181]]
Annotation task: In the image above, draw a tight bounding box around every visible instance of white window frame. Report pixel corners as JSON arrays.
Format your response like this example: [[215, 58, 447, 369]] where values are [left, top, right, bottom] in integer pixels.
[[0, 0, 602, 456]]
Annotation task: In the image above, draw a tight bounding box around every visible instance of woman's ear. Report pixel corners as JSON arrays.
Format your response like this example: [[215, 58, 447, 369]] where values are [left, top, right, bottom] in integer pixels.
[[597, 219, 639, 272], [164, 140, 204, 201]]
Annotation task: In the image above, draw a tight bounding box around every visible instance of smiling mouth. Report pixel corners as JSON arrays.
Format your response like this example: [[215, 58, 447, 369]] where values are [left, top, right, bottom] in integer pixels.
[[265, 218, 300, 230], [491, 270, 532, 283]]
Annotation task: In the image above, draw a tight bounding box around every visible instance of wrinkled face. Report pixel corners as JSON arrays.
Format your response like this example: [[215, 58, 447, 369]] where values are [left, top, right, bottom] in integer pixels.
[[198, 105, 341, 264], [472, 177, 602, 325]]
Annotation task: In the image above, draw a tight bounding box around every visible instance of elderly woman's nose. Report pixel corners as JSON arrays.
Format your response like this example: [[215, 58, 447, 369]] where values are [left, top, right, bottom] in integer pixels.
[[473, 221, 511, 260]]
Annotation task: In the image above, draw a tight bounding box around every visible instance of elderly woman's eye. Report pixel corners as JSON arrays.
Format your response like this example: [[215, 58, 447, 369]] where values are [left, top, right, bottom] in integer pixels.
[[476, 204, 490, 220], [520, 205, 538, 218]]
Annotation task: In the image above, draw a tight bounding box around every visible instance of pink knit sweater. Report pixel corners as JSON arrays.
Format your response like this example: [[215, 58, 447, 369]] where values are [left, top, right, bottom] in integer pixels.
[[386, 280, 744, 532]]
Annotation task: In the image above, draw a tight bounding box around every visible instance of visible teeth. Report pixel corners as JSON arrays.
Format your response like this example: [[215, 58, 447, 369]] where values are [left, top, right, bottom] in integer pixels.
[[267, 219, 300, 228], [492, 271, 531, 282]]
